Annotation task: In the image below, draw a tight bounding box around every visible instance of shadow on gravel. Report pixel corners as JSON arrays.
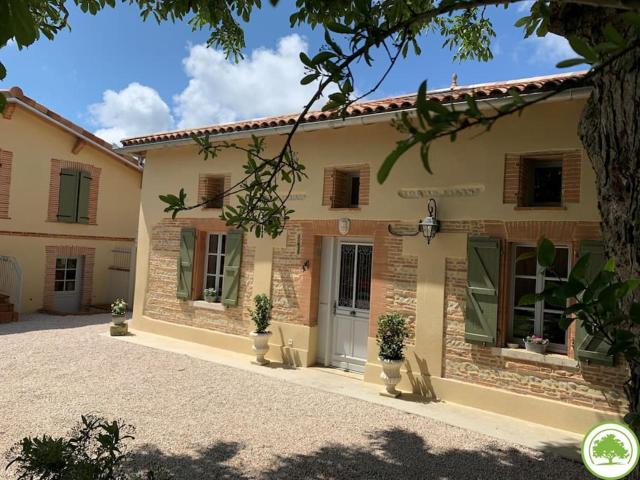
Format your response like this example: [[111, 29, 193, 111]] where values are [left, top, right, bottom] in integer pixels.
[[0, 313, 112, 335], [128, 427, 587, 480]]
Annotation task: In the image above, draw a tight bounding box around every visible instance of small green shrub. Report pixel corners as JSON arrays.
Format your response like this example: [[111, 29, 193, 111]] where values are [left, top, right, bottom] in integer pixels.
[[376, 313, 409, 361], [203, 288, 217, 298], [5, 415, 169, 480], [111, 298, 127, 316], [249, 294, 272, 334]]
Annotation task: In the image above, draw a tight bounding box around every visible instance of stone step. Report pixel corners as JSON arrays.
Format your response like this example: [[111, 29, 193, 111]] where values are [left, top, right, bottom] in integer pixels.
[[0, 302, 13, 312], [0, 311, 18, 323]]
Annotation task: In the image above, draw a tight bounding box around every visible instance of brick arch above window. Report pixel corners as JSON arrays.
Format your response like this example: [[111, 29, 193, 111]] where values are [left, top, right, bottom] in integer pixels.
[[47, 159, 101, 224]]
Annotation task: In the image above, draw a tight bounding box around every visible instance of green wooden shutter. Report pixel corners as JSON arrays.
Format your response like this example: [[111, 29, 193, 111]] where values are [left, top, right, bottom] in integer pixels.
[[574, 240, 614, 366], [176, 228, 196, 299], [222, 229, 243, 306], [465, 237, 501, 345], [77, 171, 91, 224], [57, 169, 79, 222]]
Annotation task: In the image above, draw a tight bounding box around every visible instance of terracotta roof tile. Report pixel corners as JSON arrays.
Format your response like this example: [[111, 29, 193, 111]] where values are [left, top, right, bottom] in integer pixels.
[[121, 71, 587, 148], [2, 87, 142, 171]]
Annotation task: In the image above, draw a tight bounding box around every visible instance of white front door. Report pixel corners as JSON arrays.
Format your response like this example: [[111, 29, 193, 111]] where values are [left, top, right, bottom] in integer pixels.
[[331, 241, 372, 373], [52, 256, 83, 312]]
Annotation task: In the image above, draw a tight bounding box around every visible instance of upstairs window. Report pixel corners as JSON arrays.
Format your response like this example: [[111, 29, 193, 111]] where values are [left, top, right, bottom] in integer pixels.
[[57, 168, 91, 223], [510, 244, 570, 352], [200, 176, 225, 209], [520, 157, 563, 207], [323, 164, 369, 209]]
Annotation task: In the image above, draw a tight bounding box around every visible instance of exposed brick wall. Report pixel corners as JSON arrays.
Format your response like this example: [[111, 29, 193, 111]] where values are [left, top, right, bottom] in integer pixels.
[[0, 149, 13, 219], [2, 103, 16, 120], [269, 220, 417, 342], [47, 159, 101, 224], [197, 174, 231, 209], [503, 150, 581, 206], [144, 218, 256, 337], [43, 245, 95, 311], [321, 164, 370, 208], [443, 257, 627, 413]]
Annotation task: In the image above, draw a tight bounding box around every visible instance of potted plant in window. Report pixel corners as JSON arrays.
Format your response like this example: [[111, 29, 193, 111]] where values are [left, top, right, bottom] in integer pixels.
[[377, 313, 409, 398], [524, 335, 549, 354], [249, 294, 272, 365], [203, 288, 217, 303], [111, 298, 127, 326]]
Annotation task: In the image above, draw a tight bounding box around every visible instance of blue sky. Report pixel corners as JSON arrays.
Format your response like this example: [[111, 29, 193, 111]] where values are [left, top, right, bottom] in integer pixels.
[[0, 2, 575, 144]]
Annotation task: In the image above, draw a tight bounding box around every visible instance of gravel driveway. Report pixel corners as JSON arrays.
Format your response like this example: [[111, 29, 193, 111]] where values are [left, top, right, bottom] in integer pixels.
[[0, 314, 588, 479]]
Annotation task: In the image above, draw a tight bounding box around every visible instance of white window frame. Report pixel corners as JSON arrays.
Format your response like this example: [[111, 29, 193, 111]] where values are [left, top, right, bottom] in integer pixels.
[[203, 233, 226, 301], [508, 243, 572, 353]]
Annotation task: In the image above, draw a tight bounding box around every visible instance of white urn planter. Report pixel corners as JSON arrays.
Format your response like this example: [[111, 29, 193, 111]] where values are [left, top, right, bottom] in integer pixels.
[[111, 314, 126, 326], [379, 358, 404, 398], [250, 331, 272, 365]]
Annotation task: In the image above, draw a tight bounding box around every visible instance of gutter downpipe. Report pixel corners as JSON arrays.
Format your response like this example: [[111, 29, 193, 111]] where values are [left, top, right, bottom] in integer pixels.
[[117, 87, 592, 153]]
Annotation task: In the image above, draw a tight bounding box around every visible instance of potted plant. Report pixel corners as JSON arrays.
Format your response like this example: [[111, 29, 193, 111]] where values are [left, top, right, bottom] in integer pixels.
[[203, 288, 218, 303], [111, 298, 127, 326], [249, 294, 272, 365], [524, 335, 549, 354], [376, 312, 409, 398]]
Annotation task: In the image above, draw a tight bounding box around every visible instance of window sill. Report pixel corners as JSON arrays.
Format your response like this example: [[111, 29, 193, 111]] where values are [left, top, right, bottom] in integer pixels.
[[490, 347, 578, 368], [189, 300, 226, 311], [513, 206, 567, 211]]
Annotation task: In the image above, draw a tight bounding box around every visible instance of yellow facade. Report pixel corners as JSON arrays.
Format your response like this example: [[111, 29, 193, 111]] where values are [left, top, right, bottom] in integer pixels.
[[128, 93, 623, 433], [0, 98, 141, 313]]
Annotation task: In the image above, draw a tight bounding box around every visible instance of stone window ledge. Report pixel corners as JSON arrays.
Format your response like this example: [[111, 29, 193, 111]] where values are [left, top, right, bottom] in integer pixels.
[[189, 300, 225, 312], [490, 347, 578, 368]]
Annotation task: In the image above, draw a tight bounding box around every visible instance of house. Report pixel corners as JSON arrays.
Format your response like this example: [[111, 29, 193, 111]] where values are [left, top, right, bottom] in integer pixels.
[[120, 71, 626, 433], [0, 87, 142, 317]]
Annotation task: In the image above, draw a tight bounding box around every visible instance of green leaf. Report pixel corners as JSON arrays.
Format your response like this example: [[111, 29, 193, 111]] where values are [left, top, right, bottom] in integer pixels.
[[567, 35, 597, 63], [300, 73, 319, 85], [570, 253, 590, 282], [0, 62, 6, 80], [518, 292, 537, 306], [622, 12, 640, 29], [327, 22, 353, 34], [631, 303, 640, 324], [516, 250, 536, 263], [603, 23, 625, 47], [556, 58, 587, 69], [299, 52, 313, 68], [536, 236, 555, 268], [377, 139, 417, 184], [558, 316, 574, 330], [311, 51, 335, 65], [603, 257, 616, 273]]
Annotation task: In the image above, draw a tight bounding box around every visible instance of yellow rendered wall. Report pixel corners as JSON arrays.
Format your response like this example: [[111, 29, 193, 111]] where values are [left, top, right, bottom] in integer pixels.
[[0, 106, 141, 312]]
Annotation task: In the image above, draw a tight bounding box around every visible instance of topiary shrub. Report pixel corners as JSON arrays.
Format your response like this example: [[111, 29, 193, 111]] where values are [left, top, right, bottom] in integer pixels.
[[376, 313, 409, 361], [249, 294, 272, 334]]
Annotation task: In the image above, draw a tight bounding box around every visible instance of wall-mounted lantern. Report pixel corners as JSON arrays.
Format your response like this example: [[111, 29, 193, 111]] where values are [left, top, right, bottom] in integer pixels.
[[388, 198, 440, 244]]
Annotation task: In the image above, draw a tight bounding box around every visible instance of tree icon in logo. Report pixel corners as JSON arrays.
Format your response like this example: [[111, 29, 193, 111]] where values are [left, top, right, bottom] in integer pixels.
[[592, 433, 631, 465]]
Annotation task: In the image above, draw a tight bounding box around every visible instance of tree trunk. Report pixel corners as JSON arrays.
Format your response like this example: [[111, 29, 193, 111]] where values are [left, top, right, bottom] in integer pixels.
[[579, 48, 640, 289]]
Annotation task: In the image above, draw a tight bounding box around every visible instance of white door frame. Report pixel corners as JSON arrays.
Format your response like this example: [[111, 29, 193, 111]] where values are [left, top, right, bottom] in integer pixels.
[[318, 237, 372, 372]]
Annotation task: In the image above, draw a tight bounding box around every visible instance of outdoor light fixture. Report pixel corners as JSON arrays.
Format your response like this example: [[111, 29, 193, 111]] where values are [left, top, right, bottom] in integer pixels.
[[388, 198, 440, 244]]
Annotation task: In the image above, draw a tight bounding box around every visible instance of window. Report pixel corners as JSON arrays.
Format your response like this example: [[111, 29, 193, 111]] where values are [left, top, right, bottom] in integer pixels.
[[322, 164, 369, 209], [332, 170, 360, 208], [55, 257, 78, 292], [519, 156, 563, 207], [203, 233, 226, 300], [200, 176, 225, 209], [57, 168, 91, 223], [510, 244, 570, 352]]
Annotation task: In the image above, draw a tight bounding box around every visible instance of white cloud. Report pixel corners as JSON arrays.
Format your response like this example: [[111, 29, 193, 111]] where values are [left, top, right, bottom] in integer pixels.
[[173, 34, 327, 129], [89, 83, 174, 145], [513, 34, 574, 66]]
